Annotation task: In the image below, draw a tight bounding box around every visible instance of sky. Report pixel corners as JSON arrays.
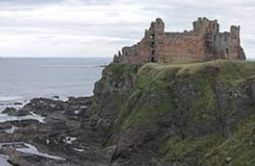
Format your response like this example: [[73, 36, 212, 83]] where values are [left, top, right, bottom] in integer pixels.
[[0, 0, 254, 58]]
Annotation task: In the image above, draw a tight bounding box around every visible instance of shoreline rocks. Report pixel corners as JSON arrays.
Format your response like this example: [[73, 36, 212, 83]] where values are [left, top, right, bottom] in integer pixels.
[[1, 60, 255, 166], [0, 97, 97, 166]]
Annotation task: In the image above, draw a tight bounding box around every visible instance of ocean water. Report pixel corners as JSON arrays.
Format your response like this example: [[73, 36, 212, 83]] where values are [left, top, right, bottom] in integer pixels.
[[0, 58, 112, 110]]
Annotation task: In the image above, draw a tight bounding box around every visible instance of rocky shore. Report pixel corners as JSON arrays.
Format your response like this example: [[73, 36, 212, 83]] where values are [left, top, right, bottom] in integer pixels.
[[1, 60, 255, 166], [0, 97, 96, 165]]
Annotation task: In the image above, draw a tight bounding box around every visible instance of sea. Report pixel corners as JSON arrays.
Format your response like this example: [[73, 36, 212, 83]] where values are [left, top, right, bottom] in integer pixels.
[[0, 57, 112, 111]]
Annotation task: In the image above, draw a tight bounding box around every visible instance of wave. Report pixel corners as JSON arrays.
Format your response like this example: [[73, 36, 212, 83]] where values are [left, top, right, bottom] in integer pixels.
[[40, 64, 105, 68], [0, 96, 23, 102], [0, 112, 45, 123], [0, 96, 24, 112]]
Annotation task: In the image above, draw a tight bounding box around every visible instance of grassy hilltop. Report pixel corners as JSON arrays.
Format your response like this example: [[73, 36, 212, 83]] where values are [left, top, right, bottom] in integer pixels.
[[87, 60, 255, 166]]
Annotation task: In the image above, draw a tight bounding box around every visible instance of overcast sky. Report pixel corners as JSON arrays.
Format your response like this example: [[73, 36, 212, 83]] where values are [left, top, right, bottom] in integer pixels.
[[0, 0, 254, 58]]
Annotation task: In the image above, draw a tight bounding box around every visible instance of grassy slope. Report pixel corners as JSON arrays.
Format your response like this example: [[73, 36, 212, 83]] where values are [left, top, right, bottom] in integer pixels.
[[120, 60, 255, 129], [108, 60, 255, 165], [202, 117, 255, 166]]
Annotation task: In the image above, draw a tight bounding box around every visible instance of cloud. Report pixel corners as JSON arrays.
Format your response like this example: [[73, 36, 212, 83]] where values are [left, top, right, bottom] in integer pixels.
[[0, 0, 254, 58]]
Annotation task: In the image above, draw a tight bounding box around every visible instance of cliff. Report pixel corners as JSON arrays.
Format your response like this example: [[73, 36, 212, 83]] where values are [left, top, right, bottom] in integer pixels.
[[2, 60, 255, 166], [83, 60, 255, 166]]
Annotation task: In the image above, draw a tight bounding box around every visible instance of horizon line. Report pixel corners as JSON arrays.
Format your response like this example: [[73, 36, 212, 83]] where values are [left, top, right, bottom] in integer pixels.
[[0, 56, 113, 59]]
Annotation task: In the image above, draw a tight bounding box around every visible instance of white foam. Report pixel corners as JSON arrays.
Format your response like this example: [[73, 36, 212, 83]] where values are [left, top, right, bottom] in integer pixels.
[[50, 96, 69, 102], [0, 112, 45, 123], [0, 114, 16, 122], [18, 112, 45, 123], [0, 142, 65, 161], [0, 96, 23, 102], [63, 137, 77, 144], [17, 143, 65, 161], [4, 126, 18, 134], [0, 154, 11, 166], [0, 100, 28, 113], [73, 147, 85, 152]]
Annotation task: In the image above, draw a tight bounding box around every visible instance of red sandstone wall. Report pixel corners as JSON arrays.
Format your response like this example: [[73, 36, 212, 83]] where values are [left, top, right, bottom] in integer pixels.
[[158, 34, 206, 63], [120, 34, 208, 64], [121, 37, 151, 64], [113, 18, 246, 64]]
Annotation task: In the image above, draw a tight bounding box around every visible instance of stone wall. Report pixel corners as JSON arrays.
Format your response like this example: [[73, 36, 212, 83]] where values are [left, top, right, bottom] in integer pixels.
[[114, 17, 246, 64]]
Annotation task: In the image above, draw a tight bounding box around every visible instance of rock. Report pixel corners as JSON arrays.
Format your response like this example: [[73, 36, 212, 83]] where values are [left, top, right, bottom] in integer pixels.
[[226, 157, 232, 162], [52, 96, 60, 99], [1, 107, 17, 116], [18, 98, 65, 116], [1, 60, 255, 166], [86, 61, 255, 166], [14, 102, 23, 106]]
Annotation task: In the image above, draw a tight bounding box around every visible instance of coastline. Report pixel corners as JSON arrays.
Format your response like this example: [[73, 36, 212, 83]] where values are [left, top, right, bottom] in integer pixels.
[[0, 60, 255, 165], [0, 96, 94, 165]]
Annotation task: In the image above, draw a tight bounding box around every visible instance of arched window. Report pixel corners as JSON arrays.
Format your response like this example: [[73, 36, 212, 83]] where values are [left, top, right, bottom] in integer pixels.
[[151, 57, 156, 63], [206, 43, 210, 49], [151, 42, 155, 48], [226, 48, 229, 54], [206, 43, 211, 51], [150, 34, 155, 40]]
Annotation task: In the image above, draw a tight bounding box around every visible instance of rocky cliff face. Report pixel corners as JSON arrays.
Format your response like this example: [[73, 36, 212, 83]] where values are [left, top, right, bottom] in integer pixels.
[[1, 60, 255, 166], [84, 60, 255, 166]]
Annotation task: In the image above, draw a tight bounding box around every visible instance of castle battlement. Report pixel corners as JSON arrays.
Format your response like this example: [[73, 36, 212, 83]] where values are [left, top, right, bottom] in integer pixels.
[[114, 17, 245, 64]]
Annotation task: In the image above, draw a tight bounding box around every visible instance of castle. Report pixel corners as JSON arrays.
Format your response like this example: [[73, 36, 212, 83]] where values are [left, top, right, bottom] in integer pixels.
[[113, 17, 246, 64]]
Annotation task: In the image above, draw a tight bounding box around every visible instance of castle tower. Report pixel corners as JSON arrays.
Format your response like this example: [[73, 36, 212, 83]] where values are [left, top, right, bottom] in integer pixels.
[[230, 25, 245, 59], [146, 18, 165, 62], [230, 26, 240, 41], [193, 17, 219, 34], [193, 18, 220, 59]]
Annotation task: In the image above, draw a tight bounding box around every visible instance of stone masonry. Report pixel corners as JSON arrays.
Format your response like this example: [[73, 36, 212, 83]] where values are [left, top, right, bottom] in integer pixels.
[[113, 17, 246, 64]]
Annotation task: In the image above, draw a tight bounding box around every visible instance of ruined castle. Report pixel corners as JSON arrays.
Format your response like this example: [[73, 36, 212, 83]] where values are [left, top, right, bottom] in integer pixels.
[[114, 17, 246, 64]]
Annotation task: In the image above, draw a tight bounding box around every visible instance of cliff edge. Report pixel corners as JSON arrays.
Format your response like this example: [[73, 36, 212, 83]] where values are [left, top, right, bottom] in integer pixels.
[[2, 60, 255, 166], [84, 60, 255, 166]]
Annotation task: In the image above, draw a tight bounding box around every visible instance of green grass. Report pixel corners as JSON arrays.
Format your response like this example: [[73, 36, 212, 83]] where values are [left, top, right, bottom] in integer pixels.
[[121, 97, 174, 130], [106, 60, 255, 165], [160, 115, 255, 166], [161, 134, 225, 163], [202, 115, 255, 166], [115, 60, 255, 130]]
